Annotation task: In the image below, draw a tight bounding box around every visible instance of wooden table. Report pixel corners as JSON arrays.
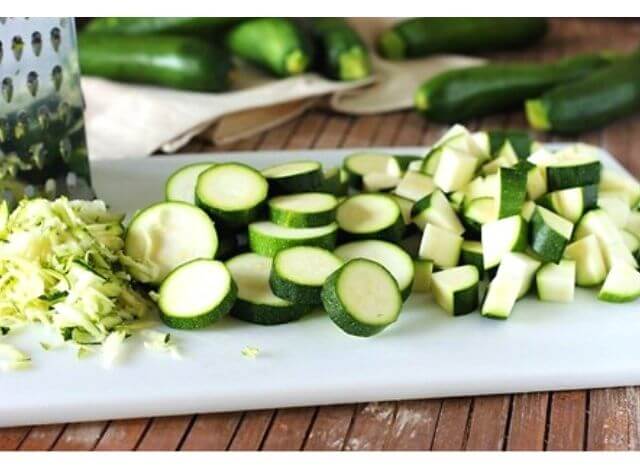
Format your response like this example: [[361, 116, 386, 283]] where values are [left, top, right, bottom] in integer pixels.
[[2, 18, 640, 451]]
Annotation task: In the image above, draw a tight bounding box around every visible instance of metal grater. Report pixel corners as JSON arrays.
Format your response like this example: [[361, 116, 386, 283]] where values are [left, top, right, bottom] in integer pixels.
[[0, 17, 93, 206]]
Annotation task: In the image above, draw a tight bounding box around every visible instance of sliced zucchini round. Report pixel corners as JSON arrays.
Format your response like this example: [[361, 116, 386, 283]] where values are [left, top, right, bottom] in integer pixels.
[[165, 162, 213, 204], [411, 189, 465, 235], [362, 172, 401, 192], [196, 163, 268, 227], [226, 253, 311, 325], [124, 202, 218, 284], [334, 240, 415, 300], [268, 192, 338, 228], [248, 221, 338, 257], [321, 259, 402, 337], [343, 152, 401, 189], [598, 262, 640, 303], [336, 194, 405, 242], [159, 259, 237, 329], [262, 160, 323, 194], [431, 265, 479, 316], [270, 246, 343, 305]]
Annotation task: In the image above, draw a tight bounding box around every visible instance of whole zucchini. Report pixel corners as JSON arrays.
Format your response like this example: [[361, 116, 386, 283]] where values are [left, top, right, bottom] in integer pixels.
[[84, 17, 239, 36], [415, 53, 613, 123], [309, 18, 371, 81], [526, 57, 640, 133], [378, 18, 548, 60], [78, 34, 231, 92], [227, 18, 312, 77]]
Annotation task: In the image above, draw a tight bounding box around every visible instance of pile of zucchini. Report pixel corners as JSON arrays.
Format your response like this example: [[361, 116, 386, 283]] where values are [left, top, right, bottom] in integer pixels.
[[79, 17, 372, 92], [122, 124, 640, 337]]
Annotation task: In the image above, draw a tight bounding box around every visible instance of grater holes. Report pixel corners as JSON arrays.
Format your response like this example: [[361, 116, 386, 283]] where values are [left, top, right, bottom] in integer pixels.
[[52, 65, 63, 91], [50, 27, 61, 52], [1, 77, 13, 103], [31, 31, 42, 56], [27, 71, 38, 97], [11, 35, 24, 61]]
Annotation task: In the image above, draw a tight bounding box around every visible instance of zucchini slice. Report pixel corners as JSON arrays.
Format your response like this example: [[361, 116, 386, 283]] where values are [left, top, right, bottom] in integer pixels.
[[546, 157, 601, 192], [597, 193, 630, 228], [248, 221, 338, 257], [226, 253, 311, 325], [362, 172, 401, 192], [334, 240, 415, 300], [564, 235, 607, 287], [464, 175, 497, 202], [496, 166, 527, 218], [270, 246, 343, 305], [393, 171, 436, 201], [159, 259, 237, 329], [529, 206, 573, 263], [411, 189, 465, 235], [268, 192, 338, 228], [524, 163, 547, 201], [495, 252, 541, 298], [598, 262, 640, 303], [431, 265, 479, 316], [336, 194, 405, 242], [124, 202, 218, 284], [321, 259, 402, 337], [390, 194, 414, 225], [412, 259, 433, 293], [460, 240, 484, 274], [481, 276, 520, 320], [481, 141, 519, 175], [599, 168, 640, 208], [481, 215, 528, 270], [318, 167, 349, 197], [418, 223, 463, 268], [462, 197, 496, 237], [434, 147, 478, 192], [165, 162, 213, 204], [536, 260, 576, 303], [539, 185, 598, 223], [343, 152, 401, 189], [262, 160, 323, 194], [196, 163, 269, 227]]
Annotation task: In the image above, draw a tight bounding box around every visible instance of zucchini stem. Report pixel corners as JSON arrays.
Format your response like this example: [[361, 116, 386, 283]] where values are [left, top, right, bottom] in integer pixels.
[[284, 49, 310, 76], [338, 47, 371, 81], [377, 30, 406, 60]]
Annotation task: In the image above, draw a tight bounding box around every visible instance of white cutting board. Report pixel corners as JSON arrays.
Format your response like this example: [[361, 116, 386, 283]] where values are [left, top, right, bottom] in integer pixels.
[[2, 146, 639, 428]]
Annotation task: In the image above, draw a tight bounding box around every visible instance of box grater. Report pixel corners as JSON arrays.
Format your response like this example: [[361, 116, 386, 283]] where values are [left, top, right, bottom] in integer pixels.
[[0, 17, 93, 206]]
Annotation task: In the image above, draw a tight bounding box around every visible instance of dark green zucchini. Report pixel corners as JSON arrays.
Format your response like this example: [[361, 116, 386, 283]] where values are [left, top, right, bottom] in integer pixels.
[[227, 18, 312, 77], [487, 130, 533, 159], [415, 53, 612, 123], [309, 18, 371, 81], [78, 34, 231, 92], [84, 17, 239, 36], [526, 56, 640, 133], [378, 18, 548, 60]]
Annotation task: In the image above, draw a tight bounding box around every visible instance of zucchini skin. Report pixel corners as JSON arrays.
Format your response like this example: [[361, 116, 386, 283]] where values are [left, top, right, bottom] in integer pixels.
[[227, 18, 312, 77], [378, 18, 548, 60], [84, 17, 239, 36], [526, 57, 640, 133], [415, 53, 612, 123], [78, 34, 231, 92], [310, 18, 371, 81], [231, 299, 311, 325]]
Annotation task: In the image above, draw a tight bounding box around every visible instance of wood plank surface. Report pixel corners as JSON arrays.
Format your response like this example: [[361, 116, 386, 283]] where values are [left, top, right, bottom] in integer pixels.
[[2, 19, 640, 452]]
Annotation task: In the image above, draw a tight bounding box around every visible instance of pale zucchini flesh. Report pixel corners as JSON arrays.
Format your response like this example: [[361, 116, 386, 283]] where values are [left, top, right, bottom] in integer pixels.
[[431, 265, 479, 316], [536, 260, 576, 303]]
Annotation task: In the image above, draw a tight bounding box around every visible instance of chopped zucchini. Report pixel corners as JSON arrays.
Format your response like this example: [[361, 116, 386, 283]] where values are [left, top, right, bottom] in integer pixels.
[[431, 265, 479, 316], [462, 197, 496, 237], [597, 193, 631, 228], [481, 215, 528, 270], [564, 235, 607, 287], [434, 147, 477, 192], [418, 223, 463, 268], [460, 240, 484, 274], [536, 260, 576, 303], [598, 262, 640, 303], [495, 252, 541, 298], [546, 156, 601, 191], [394, 171, 436, 201], [411, 189, 465, 234], [599, 168, 640, 208], [362, 172, 401, 192], [529, 206, 573, 263], [496, 166, 527, 218], [539, 185, 598, 223], [412, 259, 433, 293], [344, 152, 401, 189], [481, 277, 520, 319]]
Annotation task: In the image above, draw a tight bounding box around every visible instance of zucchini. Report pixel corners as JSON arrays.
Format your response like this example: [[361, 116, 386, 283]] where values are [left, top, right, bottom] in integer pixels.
[[464, 175, 497, 202], [268, 192, 338, 228], [394, 171, 436, 201], [597, 193, 630, 228], [431, 265, 479, 316], [395, 155, 423, 172], [158, 259, 236, 329], [529, 206, 573, 263], [521, 200, 536, 222], [545, 158, 601, 192], [262, 160, 323, 194], [344, 152, 401, 189], [564, 235, 607, 287], [85, 17, 238, 36], [390, 195, 414, 225], [481, 215, 528, 270], [321, 259, 402, 337], [621, 230, 640, 254], [196, 163, 269, 228], [462, 197, 496, 237], [481, 141, 519, 175], [309, 18, 371, 81], [418, 223, 463, 269], [334, 240, 415, 300], [599, 168, 640, 208], [627, 212, 640, 238], [270, 246, 343, 305], [523, 162, 547, 201], [165, 163, 213, 205], [362, 172, 401, 192], [124, 202, 218, 284], [416, 53, 610, 122], [536, 260, 576, 303], [487, 130, 533, 159], [496, 166, 527, 218], [598, 262, 640, 303], [78, 34, 231, 92], [248, 221, 338, 257], [412, 259, 433, 293], [495, 252, 541, 298], [526, 56, 640, 133], [411, 189, 465, 235], [539, 185, 598, 223], [226, 253, 311, 325], [448, 191, 466, 213], [336, 194, 405, 242], [460, 240, 484, 274], [378, 18, 547, 60], [433, 148, 478, 192], [227, 18, 312, 77], [481, 277, 520, 320], [318, 167, 349, 197]]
